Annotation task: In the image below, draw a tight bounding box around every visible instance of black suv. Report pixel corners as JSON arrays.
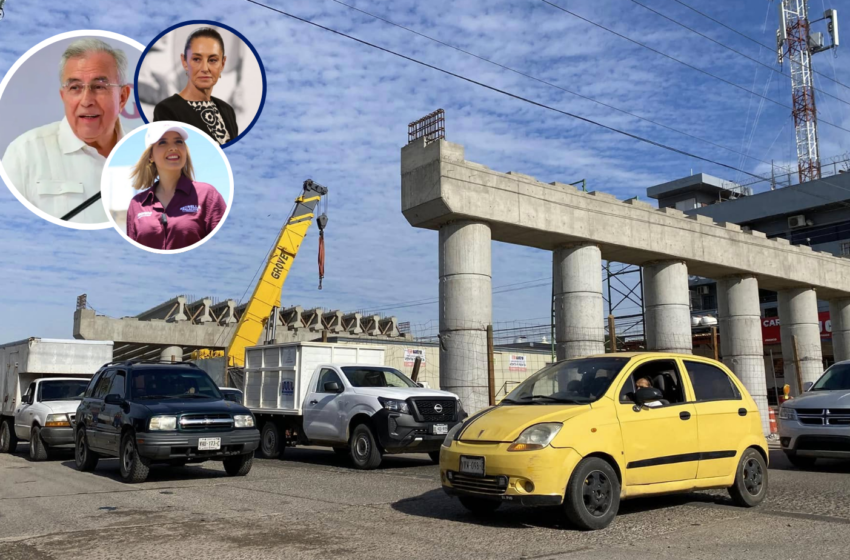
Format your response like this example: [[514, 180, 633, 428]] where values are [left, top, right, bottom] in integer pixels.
[[74, 361, 260, 483]]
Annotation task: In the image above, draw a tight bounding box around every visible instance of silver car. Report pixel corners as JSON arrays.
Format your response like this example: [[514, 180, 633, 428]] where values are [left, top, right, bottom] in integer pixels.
[[778, 360, 850, 468]]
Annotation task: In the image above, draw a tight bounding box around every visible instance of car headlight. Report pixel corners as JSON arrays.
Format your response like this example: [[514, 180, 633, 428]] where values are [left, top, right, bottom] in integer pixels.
[[778, 407, 797, 421], [442, 422, 464, 447], [378, 397, 409, 414], [234, 414, 255, 428], [149, 416, 177, 431], [45, 413, 71, 428], [507, 423, 563, 452]]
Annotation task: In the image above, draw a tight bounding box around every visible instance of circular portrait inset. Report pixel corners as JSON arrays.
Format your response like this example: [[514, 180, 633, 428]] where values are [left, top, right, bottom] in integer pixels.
[[101, 121, 234, 254], [135, 20, 266, 148], [0, 30, 145, 229]]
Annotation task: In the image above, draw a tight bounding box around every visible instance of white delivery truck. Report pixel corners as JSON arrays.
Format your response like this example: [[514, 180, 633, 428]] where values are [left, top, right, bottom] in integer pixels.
[[244, 342, 466, 469], [0, 338, 113, 455]]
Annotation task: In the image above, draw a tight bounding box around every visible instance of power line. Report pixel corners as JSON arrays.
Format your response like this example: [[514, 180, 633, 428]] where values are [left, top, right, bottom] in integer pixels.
[[328, 0, 773, 166], [539, 0, 850, 135]]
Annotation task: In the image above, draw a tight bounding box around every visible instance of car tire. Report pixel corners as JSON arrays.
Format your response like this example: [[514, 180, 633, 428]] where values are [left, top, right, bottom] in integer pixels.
[[563, 457, 621, 531], [259, 421, 280, 459], [224, 453, 253, 476], [29, 426, 50, 461], [74, 429, 98, 472], [428, 450, 441, 464], [349, 424, 382, 470], [728, 448, 768, 507], [119, 432, 150, 483], [459, 496, 501, 515], [785, 452, 816, 470], [0, 419, 18, 454]]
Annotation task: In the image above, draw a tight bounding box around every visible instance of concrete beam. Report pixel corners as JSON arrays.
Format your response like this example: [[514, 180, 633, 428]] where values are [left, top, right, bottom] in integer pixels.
[[322, 310, 345, 333], [362, 316, 381, 336], [135, 296, 188, 322], [74, 309, 228, 348], [281, 306, 304, 331], [400, 139, 850, 299], [186, 298, 213, 324], [342, 313, 363, 334], [378, 317, 400, 337], [210, 300, 238, 325], [303, 308, 324, 332]]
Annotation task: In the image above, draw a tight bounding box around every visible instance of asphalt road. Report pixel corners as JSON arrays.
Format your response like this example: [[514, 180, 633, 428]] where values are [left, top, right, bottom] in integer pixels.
[[2, 444, 850, 559]]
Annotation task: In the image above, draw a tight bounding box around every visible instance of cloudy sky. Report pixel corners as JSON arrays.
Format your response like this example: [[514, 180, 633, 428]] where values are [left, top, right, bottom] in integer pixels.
[[0, 0, 848, 343]]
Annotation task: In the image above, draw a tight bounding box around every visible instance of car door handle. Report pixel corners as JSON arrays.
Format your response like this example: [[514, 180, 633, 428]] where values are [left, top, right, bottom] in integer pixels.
[[309, 400, 318, 405], [679, 411, 691, 420], [738, 408, 747, 417]]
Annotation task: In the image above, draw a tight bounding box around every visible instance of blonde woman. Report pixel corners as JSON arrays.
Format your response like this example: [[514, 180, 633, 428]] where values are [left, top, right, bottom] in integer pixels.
[[127, 122, 226, 250]]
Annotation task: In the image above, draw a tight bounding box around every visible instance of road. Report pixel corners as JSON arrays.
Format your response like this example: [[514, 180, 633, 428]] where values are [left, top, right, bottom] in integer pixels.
[[1, 444, 850, 559]]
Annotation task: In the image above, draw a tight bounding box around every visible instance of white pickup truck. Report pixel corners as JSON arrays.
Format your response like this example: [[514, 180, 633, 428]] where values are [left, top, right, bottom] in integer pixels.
[[243, 343, 466, 469], [11, 377, 89, 460]]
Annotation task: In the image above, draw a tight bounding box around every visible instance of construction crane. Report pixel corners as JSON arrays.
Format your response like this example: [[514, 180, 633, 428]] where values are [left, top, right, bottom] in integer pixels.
[[194, 180, 328, 376], [776, 1, 839, 183]]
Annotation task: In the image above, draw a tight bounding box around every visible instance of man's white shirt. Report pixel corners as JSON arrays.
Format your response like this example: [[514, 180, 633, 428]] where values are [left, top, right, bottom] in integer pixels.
[[1, 117, 124, 224]]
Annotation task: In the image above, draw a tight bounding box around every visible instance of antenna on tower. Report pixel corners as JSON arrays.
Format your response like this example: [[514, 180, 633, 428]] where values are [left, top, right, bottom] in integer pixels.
[[776, 1, 839, 184]]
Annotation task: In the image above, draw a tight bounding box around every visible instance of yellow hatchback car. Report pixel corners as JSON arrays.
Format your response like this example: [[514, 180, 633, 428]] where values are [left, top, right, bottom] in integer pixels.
[[440, 353, 768, 530]]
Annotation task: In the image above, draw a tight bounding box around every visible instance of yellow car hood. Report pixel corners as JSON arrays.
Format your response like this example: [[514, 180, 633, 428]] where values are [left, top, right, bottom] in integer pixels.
[[458, 404, 591, 443]]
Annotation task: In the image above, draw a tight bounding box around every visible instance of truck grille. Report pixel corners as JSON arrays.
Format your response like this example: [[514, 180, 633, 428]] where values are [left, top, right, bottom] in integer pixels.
[[796, 409, 850, 426], [179, 414, 232, 431], [410, 398, 456, 422], [450, 473, 506, 495]]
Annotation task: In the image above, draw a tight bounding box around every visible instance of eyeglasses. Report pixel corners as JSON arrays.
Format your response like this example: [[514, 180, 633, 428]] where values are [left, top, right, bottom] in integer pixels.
[[62, 80, 123, 98]]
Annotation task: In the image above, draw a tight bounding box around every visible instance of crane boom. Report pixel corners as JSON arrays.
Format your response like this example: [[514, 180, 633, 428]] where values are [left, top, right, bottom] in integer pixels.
[[225, 179, 328, 368]]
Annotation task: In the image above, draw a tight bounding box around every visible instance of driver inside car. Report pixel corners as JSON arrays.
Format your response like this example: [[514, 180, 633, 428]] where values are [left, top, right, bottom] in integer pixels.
[[635, 377, 665, 407]]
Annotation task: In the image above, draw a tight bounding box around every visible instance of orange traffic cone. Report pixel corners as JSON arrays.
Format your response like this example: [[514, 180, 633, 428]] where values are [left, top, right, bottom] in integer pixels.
[[769, 408, 778, 434]]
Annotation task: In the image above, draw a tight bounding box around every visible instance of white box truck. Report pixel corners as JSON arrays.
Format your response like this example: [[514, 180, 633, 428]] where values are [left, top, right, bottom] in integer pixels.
[[0, 338, 113, 454], [245, 342, 466, 469]]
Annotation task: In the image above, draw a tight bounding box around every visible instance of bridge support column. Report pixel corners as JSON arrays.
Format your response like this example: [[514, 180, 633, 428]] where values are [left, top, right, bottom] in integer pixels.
[[553, 244, 604, 359], [160, 346, 183, 362], [439, 220, 491, 413], [717, 275, 769, 435], [778, 288, 823, 394], [644, 261, 692, 354], [829, 298, 850, 363]]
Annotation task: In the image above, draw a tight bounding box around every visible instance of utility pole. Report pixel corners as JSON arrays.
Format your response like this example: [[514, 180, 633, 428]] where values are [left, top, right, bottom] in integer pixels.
[[777, 1, 839, 184]]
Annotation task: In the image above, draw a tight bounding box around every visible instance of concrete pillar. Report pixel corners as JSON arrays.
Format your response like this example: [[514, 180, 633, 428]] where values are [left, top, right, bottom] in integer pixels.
[[439, 220, 491, 413], [643, 261, 692, 354], [553, 244, 604, 360], [717, 275, 769, 435], [829, 298, 850, 363], [778, 288, 823, 394], [160, 346, 182, 362]]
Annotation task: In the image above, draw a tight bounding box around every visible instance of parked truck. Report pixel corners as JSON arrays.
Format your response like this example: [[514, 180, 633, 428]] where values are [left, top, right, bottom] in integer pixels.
[[0, 338, 113, 455], [244, 342, 466, 469]]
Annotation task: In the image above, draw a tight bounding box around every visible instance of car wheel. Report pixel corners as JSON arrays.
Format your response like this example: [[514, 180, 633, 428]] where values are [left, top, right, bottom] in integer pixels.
[[428, 450, 441, 464], [74, 429, 98, 472], [259, 421, 280, 459], [563, 457, 621, 531], [29, 426, 50, 461], [729, 448, 768, 507], [119, 432, 150, 483], [349, 424, 382, 470], [785, 452, 816, 470], [223, 453, 253, 476], [459, 496, 501, 515], [0, 419, 18, 453]]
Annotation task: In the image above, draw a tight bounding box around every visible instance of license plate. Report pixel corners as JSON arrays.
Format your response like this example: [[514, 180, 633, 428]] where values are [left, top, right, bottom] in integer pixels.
[[433, 424, 448, 435], [459, 455, 485, 477], [198, 437, 221, 451]]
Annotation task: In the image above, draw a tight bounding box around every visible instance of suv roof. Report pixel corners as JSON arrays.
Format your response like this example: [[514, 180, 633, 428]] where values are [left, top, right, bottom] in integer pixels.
[[97, 360, 202, 371]]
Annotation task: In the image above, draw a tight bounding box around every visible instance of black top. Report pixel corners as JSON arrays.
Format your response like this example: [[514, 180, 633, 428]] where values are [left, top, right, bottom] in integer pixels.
[[153, 94, 239, 145]]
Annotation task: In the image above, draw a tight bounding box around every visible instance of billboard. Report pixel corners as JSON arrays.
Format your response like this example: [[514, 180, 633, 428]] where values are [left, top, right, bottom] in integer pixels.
[[762, 311, 831, 344]]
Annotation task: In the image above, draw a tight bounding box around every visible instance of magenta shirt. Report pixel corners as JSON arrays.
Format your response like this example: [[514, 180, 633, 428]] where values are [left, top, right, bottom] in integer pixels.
[[127, 175, 226, 250]]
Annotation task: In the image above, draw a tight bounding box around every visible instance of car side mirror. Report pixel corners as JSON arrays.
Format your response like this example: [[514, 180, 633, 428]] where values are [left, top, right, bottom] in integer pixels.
[[633, 387, 663, 408], [802, 381, 813, 392], [324, 381, 343, 393], [104, 394, 124, 405]]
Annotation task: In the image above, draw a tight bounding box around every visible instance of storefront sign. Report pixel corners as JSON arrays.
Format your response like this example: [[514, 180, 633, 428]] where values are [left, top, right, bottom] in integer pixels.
[[762, 311, 831, 344]]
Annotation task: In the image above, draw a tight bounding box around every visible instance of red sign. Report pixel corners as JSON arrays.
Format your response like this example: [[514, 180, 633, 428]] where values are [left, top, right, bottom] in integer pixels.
[[762, 311, 832, 344]]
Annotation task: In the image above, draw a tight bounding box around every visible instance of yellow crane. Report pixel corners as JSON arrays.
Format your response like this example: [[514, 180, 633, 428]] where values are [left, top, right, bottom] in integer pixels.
[[194, 180, 328, 372]]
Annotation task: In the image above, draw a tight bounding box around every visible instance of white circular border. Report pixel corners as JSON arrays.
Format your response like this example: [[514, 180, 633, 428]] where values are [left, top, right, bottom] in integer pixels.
[[0, 30, 145, 231], [101, 121, 235, 255]]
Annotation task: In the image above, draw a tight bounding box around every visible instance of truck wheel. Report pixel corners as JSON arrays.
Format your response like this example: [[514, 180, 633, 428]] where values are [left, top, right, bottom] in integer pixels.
[[29, 426, 50, 461], [785, 452, 816, 470], [459, 496, 501, 515], [75, 429, 98, 472], [0, 419, 17, 453], [728, 448, 768, 507], [563, 457, 621, 531], [119, 432, 150, 483], [259, 421, 280, 459], [224, 453, 253, 476], [349, 424, 382, 470], [428, 451, 441, 464]]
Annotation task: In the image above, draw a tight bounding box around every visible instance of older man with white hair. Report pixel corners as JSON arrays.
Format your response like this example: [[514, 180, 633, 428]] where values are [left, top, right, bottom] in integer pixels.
[[2, 38, 132, 224]]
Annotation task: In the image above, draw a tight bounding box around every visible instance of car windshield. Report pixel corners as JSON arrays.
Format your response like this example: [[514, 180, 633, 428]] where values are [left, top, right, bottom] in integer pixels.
[[503, 357, 630, 405], [38, 380, 88, 401], [810, 363, 850, 391], [341, 367, 417, 388], [130, 369, 222, 400]]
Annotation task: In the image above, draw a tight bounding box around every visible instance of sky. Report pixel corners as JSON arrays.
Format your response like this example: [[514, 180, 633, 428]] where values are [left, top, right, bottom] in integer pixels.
[[0, 0, 849, 343]]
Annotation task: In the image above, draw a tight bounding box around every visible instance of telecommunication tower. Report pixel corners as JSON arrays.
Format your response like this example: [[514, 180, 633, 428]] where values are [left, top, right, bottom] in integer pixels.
[[776, 1, 839, 183]]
